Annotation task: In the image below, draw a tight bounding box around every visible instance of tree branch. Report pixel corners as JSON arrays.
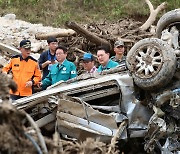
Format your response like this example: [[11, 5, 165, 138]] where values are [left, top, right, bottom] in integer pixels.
[[140, 0, 167, 31]]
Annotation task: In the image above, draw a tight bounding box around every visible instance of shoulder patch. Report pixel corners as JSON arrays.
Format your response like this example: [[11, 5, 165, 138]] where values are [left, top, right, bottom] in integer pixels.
[[71, 70, 76, 74]]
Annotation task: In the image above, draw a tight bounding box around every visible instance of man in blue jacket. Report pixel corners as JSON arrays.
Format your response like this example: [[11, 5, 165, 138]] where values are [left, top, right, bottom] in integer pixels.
[[97, 46, 119, 72], [41, 45, 77, 89], [38, 37, 58, 80]]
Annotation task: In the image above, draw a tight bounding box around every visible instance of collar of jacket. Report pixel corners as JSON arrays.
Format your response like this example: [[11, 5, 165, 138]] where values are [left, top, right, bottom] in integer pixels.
[[56, 59, 68, 68], [48, 50, 56, 61], [20, 55, 30, 62], [102, 60, 111, 70]]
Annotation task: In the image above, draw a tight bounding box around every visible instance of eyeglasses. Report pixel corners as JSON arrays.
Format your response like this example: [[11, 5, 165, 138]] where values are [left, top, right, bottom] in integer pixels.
[[56, 53, 64, 56]]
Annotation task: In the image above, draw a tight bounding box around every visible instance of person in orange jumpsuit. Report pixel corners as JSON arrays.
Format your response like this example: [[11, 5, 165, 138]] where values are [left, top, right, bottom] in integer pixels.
[[2, 40, 41, 100]]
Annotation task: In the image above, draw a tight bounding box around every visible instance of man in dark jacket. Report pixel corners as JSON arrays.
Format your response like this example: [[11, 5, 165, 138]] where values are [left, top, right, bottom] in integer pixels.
[[38, 37, 58, 80]]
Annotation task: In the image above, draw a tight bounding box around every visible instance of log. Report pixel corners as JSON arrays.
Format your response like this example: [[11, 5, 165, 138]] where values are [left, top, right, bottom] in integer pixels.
[[140, 0, 167, 31], [65, 21, 111, 50], [35, 29, 76, 40], [0, 42, 20, 55]]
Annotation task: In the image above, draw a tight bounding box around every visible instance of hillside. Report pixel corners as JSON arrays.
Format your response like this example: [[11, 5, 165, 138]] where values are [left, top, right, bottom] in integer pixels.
[[0, 0, 179, 27]]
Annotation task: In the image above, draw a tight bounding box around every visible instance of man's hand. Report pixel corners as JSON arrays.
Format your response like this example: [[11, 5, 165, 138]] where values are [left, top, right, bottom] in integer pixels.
[[51, 60, 57, 64], [37, 82, 42, 88], [46, 60, 52, 65], [42, 60, 51, 69], [25, 81, 33, 87]]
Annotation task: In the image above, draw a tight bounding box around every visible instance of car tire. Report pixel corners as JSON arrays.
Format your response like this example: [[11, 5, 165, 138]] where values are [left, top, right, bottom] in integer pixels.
[[156, 9, 180, 38], [126, 38, 176, 90]]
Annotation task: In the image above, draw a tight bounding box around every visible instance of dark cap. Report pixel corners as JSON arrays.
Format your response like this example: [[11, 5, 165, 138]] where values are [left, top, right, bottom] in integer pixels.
[[114, 40, 124, 48], [47, 37, 58, 44], [20, 40, 31, 49], [82, 53, 94, 61]]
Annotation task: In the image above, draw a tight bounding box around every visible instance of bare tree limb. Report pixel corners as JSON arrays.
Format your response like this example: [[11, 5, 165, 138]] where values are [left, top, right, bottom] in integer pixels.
[[146, 0, 154, 12], [140, 0, 167, 31]]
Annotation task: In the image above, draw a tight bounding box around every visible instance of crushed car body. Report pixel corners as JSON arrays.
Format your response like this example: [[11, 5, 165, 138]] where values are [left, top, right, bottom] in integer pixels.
[[14, 68, 152, 142]]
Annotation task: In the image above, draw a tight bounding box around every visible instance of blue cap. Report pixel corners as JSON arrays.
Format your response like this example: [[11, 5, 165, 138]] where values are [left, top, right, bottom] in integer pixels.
[[82, 53, 94, 61]]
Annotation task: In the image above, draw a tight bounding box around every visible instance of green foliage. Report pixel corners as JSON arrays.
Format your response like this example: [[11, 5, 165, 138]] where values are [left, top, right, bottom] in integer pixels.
[[53, 13, 71, 27], [0, 0, 179, 27]]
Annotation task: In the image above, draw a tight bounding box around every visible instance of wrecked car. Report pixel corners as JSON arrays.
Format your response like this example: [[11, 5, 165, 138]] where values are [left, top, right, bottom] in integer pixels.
[[13, 9, 180, 153]]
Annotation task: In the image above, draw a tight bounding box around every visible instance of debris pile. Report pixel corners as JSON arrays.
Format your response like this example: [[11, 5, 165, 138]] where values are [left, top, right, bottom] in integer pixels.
[[0, 103, 37, 153], [0, 13, 154, 59]]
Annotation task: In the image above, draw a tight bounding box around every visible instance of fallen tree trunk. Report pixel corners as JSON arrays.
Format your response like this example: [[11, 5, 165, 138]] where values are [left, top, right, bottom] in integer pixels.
[[35, 29, 76, 40], [65, 21, 111, 50], [0, 42, 20, 55]]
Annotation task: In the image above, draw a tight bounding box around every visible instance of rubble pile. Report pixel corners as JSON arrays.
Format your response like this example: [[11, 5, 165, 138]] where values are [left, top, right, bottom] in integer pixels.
[[0, 13, 155, 74], [0, 14, 153, 64], [64, 18, 155, 55], [0, 103, 37, 153]]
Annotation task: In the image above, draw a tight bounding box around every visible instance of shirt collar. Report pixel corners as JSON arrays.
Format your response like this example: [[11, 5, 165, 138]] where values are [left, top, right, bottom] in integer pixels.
[[88, 66, 97, 73]]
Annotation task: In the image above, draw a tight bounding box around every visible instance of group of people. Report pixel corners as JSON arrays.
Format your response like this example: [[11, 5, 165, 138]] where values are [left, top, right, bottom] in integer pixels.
[[82, 40, 126, 73], [2, 37, 126, 100]]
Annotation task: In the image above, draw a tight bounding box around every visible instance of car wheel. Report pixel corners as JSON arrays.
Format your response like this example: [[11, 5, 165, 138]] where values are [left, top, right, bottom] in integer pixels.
[[156, 9, 180, 39], [126, 38, 176, 90]]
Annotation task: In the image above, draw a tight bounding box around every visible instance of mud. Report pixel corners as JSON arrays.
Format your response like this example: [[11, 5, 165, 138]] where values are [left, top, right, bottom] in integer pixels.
[[0, 103, 37, 154]]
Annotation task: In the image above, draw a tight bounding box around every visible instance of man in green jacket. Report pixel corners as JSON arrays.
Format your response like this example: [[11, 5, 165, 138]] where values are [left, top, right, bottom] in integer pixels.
[[42, 45, 77, 89], [97, 45, 119, 72]]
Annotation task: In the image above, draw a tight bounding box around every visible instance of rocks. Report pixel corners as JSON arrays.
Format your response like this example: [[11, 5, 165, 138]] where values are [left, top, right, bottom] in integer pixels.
[[0, 13, 74, 53]]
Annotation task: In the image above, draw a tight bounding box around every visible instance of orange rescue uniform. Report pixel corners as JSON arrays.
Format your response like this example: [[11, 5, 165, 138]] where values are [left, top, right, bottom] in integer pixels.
[[2, 55, 41, 96]]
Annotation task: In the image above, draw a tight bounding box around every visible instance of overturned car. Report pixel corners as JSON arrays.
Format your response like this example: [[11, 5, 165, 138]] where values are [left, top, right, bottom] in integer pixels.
[[14, 9, 180, 153]]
